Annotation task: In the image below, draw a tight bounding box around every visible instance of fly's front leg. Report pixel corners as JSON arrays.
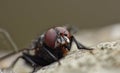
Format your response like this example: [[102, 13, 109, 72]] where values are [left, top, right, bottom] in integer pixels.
[[71, 36, 93, 50]]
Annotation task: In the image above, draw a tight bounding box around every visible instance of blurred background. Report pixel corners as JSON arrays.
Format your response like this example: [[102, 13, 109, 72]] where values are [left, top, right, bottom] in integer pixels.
[[0, 0, 120, 50]]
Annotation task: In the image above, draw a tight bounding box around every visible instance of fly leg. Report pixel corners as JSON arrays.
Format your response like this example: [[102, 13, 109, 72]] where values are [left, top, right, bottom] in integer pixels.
[[71, 36, 93, 50], [1, 56, 23, 73], [3, 52, 39, 73], [43, 46, 61, 65], [22, 53, 41, 73]]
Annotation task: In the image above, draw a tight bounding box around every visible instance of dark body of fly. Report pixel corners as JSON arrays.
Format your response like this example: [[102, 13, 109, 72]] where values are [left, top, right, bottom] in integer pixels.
[[1, 26, 92, 73]]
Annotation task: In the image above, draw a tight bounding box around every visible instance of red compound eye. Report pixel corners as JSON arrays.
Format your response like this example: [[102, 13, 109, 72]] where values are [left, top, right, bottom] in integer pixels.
[[55, 27, 70, 38], [44, 27, 71, 49], [44, 28, 57, 48]]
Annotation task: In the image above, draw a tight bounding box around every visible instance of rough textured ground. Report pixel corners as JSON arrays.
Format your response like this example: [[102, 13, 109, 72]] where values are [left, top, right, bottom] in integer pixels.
[[36, 41, 120, 73], [0, 24, 120, 73]]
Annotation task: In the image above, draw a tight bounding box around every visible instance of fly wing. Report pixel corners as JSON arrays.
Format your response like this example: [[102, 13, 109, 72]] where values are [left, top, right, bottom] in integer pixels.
[[0, 28, 19, 61]]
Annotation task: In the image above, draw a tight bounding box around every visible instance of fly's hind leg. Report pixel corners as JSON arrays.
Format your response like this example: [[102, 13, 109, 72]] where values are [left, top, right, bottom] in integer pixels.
[[2, 52, 39, 73], [1, 56, 23, 72], [9, 56, 23, 68]]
